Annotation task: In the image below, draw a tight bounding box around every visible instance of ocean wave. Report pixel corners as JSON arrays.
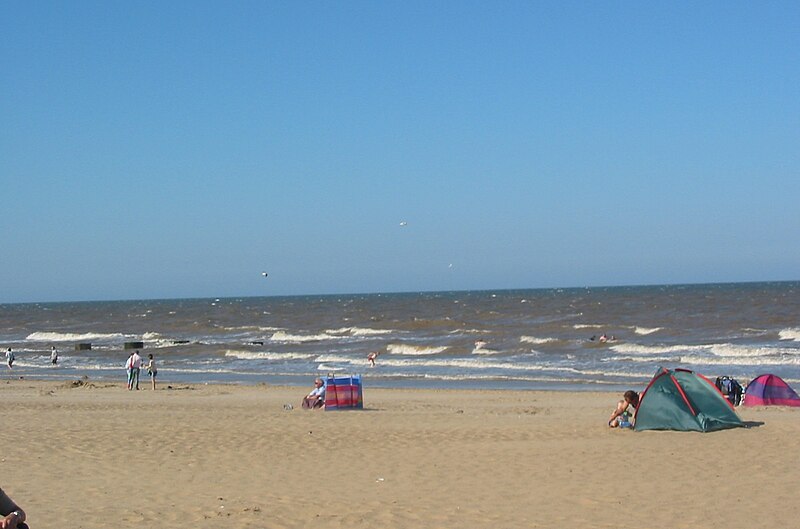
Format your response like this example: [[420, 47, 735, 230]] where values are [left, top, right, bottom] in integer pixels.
[[607, 356, 683, 364], [520, 336, 557, 345], [224, 350, 317, 361], [707, 344, 793, 358], [573, 324, 604, 330], [26, 331, 127, 342], [317, 364, 346, 372], [326, 327, 395, 337], [609, 343, 712, 355], [221, 325, 283, 333], [678, 355, 800, 367], [472, 347, 503, 355], [779, 328, 800, 342], [633, 327, 662, 335], [270, 331, 347, 343], [386, 344, 448, 356]]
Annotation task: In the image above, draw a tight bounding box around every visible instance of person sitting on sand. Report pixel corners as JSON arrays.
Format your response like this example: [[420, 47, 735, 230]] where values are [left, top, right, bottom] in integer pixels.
[[0, 485, 28, 529], [367, 351, 379, 367], [608, 390, 639, 428], [301, 377, 326, 409]]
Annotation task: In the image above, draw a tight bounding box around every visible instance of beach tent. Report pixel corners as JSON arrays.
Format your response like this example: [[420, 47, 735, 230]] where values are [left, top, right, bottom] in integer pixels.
[[324, 375, 364, 411], [634, 367, 744, 432], [742, 374, 800, 407]]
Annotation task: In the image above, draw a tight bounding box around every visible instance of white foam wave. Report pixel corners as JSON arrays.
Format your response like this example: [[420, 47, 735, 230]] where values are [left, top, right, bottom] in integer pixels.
[[679, 355, 800, 367], [779, 328, 800, 342], [610, 343, 712, 355], [386, 344, 448, 356], [574, 324, 604, 329], [608, 356, 682, 364], [633, 327, 662, 335], [224, 350, 317, 361], [222, 325, 283, 333], [326, 327, 394, 336], [472, 347, 502, 355], [708, 344, 791, 358], [520, 336, 557, 345], [317, 364, 345, 372], [26, 331, 126, 342], [314, 354, 354, 364], [270, 331, 347, 343]]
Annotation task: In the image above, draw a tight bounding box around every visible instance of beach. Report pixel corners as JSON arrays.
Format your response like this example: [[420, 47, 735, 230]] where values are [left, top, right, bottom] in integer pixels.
[[3, 379, 798, 528]]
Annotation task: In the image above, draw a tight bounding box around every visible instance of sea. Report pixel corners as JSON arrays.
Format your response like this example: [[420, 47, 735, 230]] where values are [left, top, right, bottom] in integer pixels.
[[1, 281, 799, 392]]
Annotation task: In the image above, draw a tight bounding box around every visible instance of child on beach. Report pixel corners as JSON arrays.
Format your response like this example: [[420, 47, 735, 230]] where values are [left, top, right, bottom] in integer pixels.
[[50, 346, 58, 365], [5, 349, 14, 370], [144, 353, 157, 390], [609, 390, 639, 428], [367, 351, 380, 367]]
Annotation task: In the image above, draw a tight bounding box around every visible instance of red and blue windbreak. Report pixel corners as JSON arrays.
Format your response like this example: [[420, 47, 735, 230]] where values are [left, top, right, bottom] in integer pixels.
[[743, 374, 800, 407], [324, 375, 364, 410]]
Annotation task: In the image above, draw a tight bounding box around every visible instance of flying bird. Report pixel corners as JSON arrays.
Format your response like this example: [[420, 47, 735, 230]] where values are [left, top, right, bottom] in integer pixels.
[[261, 272, 268, 278], [399, 221, 408, 227]]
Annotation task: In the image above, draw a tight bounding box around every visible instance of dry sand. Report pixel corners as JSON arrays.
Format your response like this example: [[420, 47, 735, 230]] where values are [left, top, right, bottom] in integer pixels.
[[2, 378, 798, 528]]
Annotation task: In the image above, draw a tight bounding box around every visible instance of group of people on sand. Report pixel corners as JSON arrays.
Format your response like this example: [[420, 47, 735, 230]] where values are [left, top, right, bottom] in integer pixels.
[[124, 350, 157, 390]]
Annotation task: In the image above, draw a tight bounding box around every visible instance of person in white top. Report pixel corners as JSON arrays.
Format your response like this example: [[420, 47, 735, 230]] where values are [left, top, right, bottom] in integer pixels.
[[50, 346, 59, 365], [125, 351, 143, 390], [5, 348, 14, 370], [143, 353, 157, 391], [130, 350, 142, 390], [302, 378, 326, 409]]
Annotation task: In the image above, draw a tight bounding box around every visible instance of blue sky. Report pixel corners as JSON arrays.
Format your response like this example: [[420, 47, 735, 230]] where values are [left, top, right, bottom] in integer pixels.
[[2, 1, 799, 303]]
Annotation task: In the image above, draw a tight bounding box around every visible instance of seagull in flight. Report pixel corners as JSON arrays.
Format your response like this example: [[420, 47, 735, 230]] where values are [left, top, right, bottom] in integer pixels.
[[399, 221, 408, 227]]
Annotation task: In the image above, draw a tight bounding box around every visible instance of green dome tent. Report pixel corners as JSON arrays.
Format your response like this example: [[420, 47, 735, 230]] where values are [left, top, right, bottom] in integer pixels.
[[634, 367, 744, 432]]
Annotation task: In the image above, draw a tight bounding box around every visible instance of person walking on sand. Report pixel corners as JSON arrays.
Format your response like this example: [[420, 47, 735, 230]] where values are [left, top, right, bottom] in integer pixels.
[[50, 346, 59, 365], [144, 353, 157, 390], [5, 349, 14, 370]]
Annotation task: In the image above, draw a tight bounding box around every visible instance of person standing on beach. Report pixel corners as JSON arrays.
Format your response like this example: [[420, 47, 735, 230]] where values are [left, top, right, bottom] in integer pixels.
[[5, 349, 14, 370], [125, 351, 135, 389], [130, 350, 142, 390], [0, 485, 28, 528], [144, 353, 157, 390], [50, 346, 59, 365]]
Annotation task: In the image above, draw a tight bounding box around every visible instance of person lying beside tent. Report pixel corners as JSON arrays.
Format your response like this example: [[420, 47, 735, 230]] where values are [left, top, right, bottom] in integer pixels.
[[301, 377, 326, 409], [608, 390, 639, 428]]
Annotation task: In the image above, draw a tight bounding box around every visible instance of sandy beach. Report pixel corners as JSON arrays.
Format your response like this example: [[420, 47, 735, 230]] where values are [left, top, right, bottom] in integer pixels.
[[2, 378, 799, 529]]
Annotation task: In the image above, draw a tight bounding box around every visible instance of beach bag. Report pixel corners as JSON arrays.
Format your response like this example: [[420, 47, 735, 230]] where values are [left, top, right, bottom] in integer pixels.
[[715, 376, 743, 406]]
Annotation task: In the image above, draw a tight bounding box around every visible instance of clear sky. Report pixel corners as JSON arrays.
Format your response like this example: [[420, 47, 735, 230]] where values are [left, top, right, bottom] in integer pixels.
[[2, 1, 799, 303]]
